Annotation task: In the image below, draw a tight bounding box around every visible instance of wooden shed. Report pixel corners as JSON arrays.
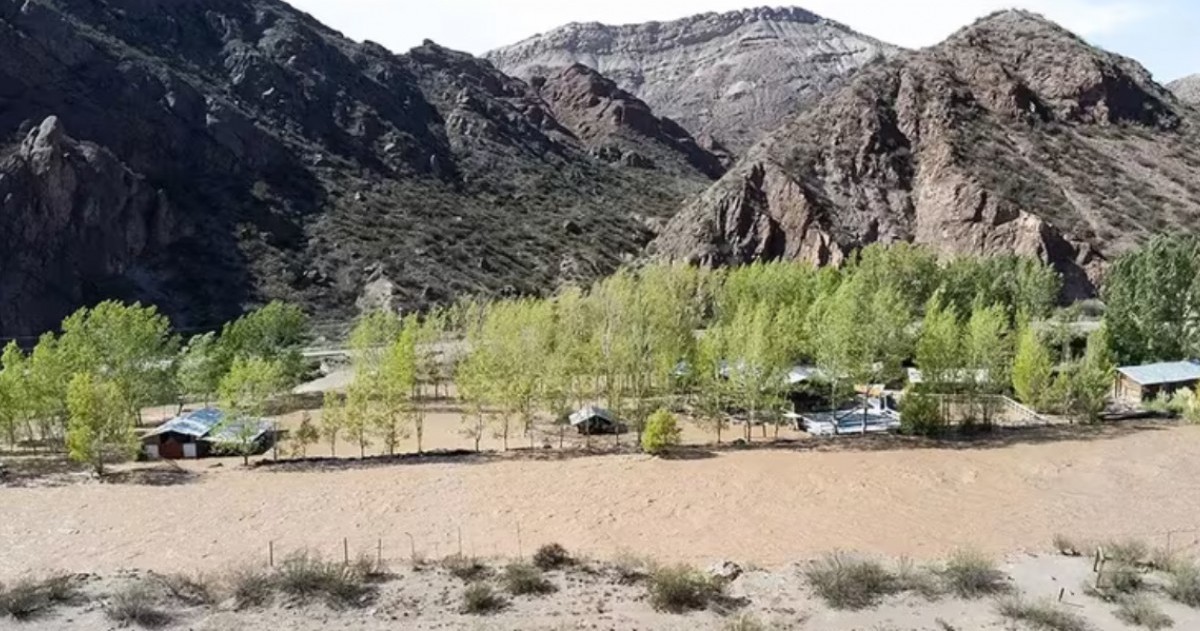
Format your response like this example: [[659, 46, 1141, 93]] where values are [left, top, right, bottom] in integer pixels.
[[1114, 361, 1200, 406]]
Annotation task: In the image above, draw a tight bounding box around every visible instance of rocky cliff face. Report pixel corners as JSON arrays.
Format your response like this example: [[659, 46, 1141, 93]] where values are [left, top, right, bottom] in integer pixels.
[[651, 11, 1200, 298], [487, 7, 900, 154], [1170, 74, 1200, 104], [0, 0, 719, 337]]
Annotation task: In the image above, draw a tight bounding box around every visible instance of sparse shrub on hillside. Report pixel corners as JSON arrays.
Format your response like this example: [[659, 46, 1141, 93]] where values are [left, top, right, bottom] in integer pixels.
[[612, 550, 654, 584], [153, 572, 216, 606], [0, 574, 79, 620], [1105, 539, 1150, 566], [501, 562, 556, 596], [647, 564, 724, 613], [805, 553, 899, 610], [533, 543, 574, 571], [443, 555, 491, 582], [1115, 594, 1174, 629], [723, 614, 770, 631], [997, 597, 1090, 631], [461, 582, 505, 614], [894, 557, 943, 600], [1053, 534, 1087, 556], [105, 583, 173, 628], [641, 408, 681, 455], [939, 550, 1009, 598], [275, 552, 374, 609], [1165, 560, 1200, 607], [226, 567, 274, 610]]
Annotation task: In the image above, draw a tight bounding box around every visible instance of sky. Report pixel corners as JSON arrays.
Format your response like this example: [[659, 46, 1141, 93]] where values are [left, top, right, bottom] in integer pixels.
[[286, 0, 1197, 82]]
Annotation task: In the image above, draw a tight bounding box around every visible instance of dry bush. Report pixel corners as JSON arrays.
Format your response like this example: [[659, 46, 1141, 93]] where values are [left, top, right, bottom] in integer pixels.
[[1115, 594, 1174, 630], [1165, 560, 1200, 607], [460, 582, 505, 614], [1053, 534, 1087, 556], [0, 574, 79, 620], [805, 553, 899, 610], [105, 583, 173, 628], [611, 550, 655, 584], [501, 562, 556, 596], [647, 565, 724, 613], [997, 597, 1090, 631], [442, 555, 491, 582], [275, 552, 373, 609], [225, 567, 274, 610], [1093, 563, 1144, 598], [533, 543, 574, 571], [894, 558, 943, 600], [1105, 539, 1150, 566], [349, 555, 392, 583], [939, 550, 1009, 598], [152, 572, 216, 606], [723, 614, 770, 630]]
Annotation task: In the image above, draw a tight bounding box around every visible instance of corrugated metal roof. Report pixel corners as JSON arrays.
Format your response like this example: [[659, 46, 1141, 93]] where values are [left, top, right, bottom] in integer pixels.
[[206, 418, 273, 444], [569, 406, 616, 426], [1117, 361, 1200, 386], [146, 408, 225, 439]]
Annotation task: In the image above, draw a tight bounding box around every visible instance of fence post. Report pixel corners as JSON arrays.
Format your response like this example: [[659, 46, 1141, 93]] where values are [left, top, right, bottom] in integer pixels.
[[458, 526, 464, 558], [269, 540, 274, 568], [517, 522, 523, 560], [343, 537, 349, 564]]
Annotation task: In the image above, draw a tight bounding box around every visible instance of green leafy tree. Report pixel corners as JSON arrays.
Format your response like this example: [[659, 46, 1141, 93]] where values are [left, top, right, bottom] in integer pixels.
[[320, 391, 344, 457], [344, 382, 373, 458], [0, 342, 29, 447], [294, 411, 319, 458], [1012, 324, 1054, 411], [176, 333, 224, 406], [218, 301, 309, 387], [693, 325, 732, 444], [964, 302, 1012, 427], [217, 357, 285, 465], [381, 319, 417, 454], [724, 301, 790, 441], [27, 333, 70, 443], [899, 387, 945, 437], [1103, 235, 1200, 364], [641, 408, 681, 455], [1064, 326, 1115, 422], [915, 291, 963, 392], [58, 301, 179, 422], [65, 373, 137, 475]]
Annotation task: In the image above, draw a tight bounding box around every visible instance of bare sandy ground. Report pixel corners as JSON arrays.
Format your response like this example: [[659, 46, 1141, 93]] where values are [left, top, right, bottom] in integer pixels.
[[3, 422, 1200, 580]]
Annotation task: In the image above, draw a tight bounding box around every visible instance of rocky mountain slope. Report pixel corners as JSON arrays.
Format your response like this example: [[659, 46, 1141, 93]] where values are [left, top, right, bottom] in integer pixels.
[[487, 7, 899, 154], [652, 10, 1200, 297], [0, 0, 721, 338], [1169, 74, 1200, 104]]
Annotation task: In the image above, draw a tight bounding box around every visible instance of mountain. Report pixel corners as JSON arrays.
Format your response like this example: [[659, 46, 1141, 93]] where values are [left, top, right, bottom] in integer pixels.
[[487, 7, 900, 154], [651, 10, 1200, 298], [0, 0, 721, 338], [1170, 74, 1200, 104]]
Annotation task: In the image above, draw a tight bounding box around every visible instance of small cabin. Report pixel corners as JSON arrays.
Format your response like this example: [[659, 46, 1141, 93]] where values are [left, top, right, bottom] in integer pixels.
[[1114, 361, 1200, 406], [568, 406, 626, 435], [142, 408, 273, 460]]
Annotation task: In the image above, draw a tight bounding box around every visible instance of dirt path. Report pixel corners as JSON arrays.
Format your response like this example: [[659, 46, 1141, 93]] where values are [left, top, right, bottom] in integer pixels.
[[3, 423, 1199, 579]]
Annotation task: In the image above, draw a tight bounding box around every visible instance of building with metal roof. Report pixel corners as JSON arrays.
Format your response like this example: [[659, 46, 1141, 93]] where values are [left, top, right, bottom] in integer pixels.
[[1114, 360, 1200, 405], [142, 408, 273, 460], [568, 406, 626, 435]]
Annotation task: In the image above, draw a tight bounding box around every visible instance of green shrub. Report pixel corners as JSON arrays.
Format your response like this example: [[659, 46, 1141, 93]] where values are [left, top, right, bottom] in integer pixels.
[[443, 555, 491, 582], [900, 388, 945, 436], [0, 574, 79, 620], [533, 543, 574, 571], [997, 597, 1089, 631], [611, 550, 653, 584], [1165, 560, 1200, 607], [642, 409, 682, 455], [647, 564, 723, 613], [226, 567, 274, 610], [501, 562, 556, 596], [939, 550, 1009, 598], [461, 582, 505, 614], [105, 583, 173, 628], [1115, 594, 1174, 629], [805, 553, 899, 610]]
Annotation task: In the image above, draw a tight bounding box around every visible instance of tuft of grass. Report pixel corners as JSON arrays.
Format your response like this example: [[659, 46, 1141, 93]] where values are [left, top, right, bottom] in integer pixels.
[[997, 597, 1090, 631], [275, 552, 373, 609], [105, 583, 173, 628], [226, 567, 274, 610], [349, 555, 392, 583], [501, 562, 556, 596], [1105, 539, 1150, 566], [1115, 594, 1174, 629], [1165, 560, 1200, 607], [460, 582, 505, 614], [153, 572, 216, 606], [1096, 563, 1144, 597], [0, 574, 79, 620], [723, 614, 769, 630], [805, 553, 899, 610], [1149, 547, 1182, 572], [533, 543, 574, 571], [442, 555, 491, 582], [939, 550, 1009, 599], [894, 557, 943, 600], [647, 564, 725, 614], [611, 550, 655, 584]]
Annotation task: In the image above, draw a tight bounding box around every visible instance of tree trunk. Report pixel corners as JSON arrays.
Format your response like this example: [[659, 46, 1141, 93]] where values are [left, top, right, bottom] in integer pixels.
[[716, 419, 721, 445]]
